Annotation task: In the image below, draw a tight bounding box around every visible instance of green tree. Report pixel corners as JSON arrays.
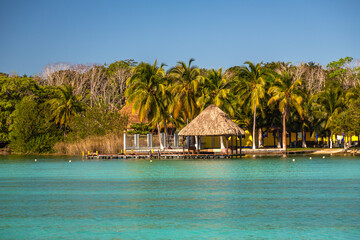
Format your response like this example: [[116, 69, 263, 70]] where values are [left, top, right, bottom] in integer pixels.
[[327, 57, 358, 89], [0, 76, 42, 143], [169, 58, 202, 121], [197, 68, 234, 115], [268, 67, 303, 150], [233, 61, 271, 149], [196, 68, 234, 149], [67, 104, 128, 140], [9, 97, 61, 153], [312, 81, 345, 148], [125, 60, 167, 149], [331, 99, 360, 149], [48, 84, 84, 131]]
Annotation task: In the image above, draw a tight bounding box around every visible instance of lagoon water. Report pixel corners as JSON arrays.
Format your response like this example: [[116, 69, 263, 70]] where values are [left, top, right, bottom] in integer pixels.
[[0, 155, 359, 239]]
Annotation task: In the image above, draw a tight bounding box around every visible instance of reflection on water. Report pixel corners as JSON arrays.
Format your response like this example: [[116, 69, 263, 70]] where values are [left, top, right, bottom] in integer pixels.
[[0, 155, 360, 239]]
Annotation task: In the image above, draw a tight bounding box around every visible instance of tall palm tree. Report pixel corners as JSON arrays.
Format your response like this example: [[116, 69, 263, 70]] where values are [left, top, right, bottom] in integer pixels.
[[48, 84, 84, 130], [124, 60, 167, 149], [196, 68, 234, 149], [197, 68, 234, 114], [233, 61, 270, 149], [169, 58, 202, 122], [299, 90, 313, 148], [312, 81, 344, 148], [268, 67, 303, 151]]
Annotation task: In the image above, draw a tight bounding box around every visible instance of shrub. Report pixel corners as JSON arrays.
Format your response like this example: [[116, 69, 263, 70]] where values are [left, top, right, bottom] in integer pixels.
[[9, 97, 62, 153]]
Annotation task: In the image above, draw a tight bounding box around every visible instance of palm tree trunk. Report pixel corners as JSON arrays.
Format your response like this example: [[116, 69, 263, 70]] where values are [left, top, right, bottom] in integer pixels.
[[163, 119, 168, 149], [252, 105, 257, 150], [302, 125, 307, 148], [283, 112, 287, 151], [258, 128, 263, 148], [157, 123, 164, 150], [344, 134, 347, 150], [349, 134, 352, 147], [220, 136, 225, 149], [277, 129, 281, 148], [330, 131, 333, 149]]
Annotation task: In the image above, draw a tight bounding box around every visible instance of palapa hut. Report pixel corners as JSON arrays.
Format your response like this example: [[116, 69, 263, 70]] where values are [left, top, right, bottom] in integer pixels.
[[178, 104, 245, 155]]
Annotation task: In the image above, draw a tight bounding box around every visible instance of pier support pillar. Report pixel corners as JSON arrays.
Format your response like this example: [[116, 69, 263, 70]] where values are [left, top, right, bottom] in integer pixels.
[[174, 133, 179, 147], [134, 134, 139, 149], [160, 133, 166, 148], [147, 134, 153, 148]]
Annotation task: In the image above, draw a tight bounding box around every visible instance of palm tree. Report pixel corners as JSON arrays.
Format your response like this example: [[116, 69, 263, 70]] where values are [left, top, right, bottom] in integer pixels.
[[169, 58, 202, 122], [196, 68, 234, 149], [268, 67, 303, 151], [299, 90, 313, 148], [197, 68, 234, 114], [233, 61, 270, 150], [312, 81, 344, 148], [124, 60, 167, 150], [48, 84, 84, 130]]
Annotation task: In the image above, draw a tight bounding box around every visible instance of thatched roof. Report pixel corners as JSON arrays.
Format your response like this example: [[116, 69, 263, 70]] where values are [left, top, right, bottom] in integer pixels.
[[120, 102, 176, 130], [178, 104, 245, 136], [119, 102, 145, 129]]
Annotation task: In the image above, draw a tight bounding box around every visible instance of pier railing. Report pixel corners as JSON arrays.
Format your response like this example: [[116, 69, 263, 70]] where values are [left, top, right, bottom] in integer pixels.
[[123, 133, 182, 151]]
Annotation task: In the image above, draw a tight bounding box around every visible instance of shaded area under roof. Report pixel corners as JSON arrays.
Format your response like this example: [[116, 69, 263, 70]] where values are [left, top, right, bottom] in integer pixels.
[[178, 104, 245, 136]]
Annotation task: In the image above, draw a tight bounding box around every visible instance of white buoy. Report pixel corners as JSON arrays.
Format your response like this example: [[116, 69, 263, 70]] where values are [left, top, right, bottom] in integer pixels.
[[292, 159, 295, 162], [322, 156, 325, 159], [69, 160, 72, 163], [34, 159, 37, 162], [309, 157, 312, 160]]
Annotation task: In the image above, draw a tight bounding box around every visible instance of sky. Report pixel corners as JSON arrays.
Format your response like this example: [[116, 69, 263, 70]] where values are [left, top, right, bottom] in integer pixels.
[[0, 0, 359, 76]]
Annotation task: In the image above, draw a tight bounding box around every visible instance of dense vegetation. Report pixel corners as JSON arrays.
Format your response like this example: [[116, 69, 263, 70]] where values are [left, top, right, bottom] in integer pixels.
[[1, 57, 359, 153]]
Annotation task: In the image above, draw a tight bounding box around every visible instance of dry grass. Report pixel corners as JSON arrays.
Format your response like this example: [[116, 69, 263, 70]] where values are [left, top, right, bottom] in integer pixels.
[[54, 133, 123, 155]]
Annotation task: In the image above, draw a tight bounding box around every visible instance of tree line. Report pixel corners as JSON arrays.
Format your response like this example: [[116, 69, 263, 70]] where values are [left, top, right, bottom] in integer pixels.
[[0, 57, 359, 153]]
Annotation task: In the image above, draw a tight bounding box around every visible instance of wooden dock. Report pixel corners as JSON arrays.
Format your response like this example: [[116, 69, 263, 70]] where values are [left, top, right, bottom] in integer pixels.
[[86, 152, 244, 160]]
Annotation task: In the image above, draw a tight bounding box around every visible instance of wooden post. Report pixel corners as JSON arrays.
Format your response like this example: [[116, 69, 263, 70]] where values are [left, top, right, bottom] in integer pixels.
[[240, 134, 242, 157], [182, 136, 185, 155], [230, 136, 234, 155], [226, 136, 229, 156], [236, 135, 238, 155]]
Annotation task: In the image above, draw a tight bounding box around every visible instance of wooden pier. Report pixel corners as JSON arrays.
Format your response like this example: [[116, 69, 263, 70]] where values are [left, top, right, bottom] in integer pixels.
[[86, 151, 244, 160]]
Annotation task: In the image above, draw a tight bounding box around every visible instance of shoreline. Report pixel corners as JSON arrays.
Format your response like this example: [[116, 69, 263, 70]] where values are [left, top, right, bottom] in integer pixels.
[[1, 148, 359, 158]]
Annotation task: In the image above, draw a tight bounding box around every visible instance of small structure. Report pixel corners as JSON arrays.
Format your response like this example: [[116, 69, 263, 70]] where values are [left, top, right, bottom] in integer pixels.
[[178, 104, 245, 156]]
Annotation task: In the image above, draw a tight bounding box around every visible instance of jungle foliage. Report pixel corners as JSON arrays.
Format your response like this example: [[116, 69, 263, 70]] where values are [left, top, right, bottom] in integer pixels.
[[1, 57, 360, 153]]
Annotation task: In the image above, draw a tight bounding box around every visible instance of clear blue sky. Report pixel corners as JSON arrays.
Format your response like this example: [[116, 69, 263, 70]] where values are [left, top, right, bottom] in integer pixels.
[[1, 0, 359, 76]]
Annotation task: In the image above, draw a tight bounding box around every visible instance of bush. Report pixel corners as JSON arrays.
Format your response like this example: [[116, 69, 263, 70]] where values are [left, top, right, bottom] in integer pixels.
[[9, 97, 62, 153], [126, 123, 152, 135], [66, 104, 128, 141]]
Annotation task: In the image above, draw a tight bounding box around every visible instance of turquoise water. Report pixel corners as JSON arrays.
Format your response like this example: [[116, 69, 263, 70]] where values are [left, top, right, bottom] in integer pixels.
[[0, 155, 359, 239]]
